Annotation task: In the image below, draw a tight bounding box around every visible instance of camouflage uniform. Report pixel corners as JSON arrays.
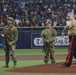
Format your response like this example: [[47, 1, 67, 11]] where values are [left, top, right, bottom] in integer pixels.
[[1, 17, 18, 68], [41, 27, 57, 64]]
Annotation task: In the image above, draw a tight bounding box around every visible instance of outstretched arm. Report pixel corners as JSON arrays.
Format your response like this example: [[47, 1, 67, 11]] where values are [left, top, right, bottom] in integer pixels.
[[62, 25, 69, 37]]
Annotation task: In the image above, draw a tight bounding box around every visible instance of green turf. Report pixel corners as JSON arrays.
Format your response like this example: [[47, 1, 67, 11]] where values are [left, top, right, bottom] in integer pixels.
[[0, 48, 68, 56], [0, 48, 75, 75]]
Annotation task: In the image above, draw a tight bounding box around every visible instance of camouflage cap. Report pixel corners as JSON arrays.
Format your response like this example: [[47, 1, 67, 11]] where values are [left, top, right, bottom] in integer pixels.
[[7, 17, 14, 21], [46, 20, 52, 25]]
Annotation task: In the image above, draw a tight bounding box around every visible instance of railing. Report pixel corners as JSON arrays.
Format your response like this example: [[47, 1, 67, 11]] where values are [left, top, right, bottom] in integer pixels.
[[0, 26, 64, 32], [0, 26, 64, 28]]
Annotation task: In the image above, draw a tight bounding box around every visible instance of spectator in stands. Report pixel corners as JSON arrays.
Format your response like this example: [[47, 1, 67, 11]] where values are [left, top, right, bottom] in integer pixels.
[[19, 18, 26, 27], [25, 18, 30, 26], [0, 20, 5, 27], [15, 18, 20, 27], [0, 0, 76, 27]]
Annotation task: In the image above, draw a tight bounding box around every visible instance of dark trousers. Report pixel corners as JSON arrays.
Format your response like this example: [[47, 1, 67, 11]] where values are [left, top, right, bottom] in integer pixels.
[[65, 35, 76, 66]]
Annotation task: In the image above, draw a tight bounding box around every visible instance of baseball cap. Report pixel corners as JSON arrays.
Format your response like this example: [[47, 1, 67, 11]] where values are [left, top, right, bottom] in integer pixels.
[[7, 17, 14, 21], [46, 20, 52, 25]]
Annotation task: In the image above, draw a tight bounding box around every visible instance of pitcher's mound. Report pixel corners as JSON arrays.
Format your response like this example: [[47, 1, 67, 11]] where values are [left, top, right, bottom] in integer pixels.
[[7, 62, 76, 73]]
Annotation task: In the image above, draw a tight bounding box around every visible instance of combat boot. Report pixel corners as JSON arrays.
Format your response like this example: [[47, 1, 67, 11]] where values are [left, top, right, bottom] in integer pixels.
[[2, 63, 9, 68], [12, 62, 17, 68], [44, 60, 48, 64], [44, 56, 49, 64], [51, 60, 55, 63], [50, 56, 55, 63]]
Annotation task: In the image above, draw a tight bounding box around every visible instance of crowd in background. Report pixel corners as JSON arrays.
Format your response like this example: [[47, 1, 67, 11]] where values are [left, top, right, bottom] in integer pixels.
[[0, 0, 76, 27]]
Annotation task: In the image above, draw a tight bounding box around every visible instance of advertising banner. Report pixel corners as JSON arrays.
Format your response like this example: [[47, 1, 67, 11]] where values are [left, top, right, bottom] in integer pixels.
[[31, 33, 69, 48], [0, 37, 3, 48]]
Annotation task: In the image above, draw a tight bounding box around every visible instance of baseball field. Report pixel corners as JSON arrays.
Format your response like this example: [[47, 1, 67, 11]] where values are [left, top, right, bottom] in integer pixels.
[[0, 48, 76, 75]]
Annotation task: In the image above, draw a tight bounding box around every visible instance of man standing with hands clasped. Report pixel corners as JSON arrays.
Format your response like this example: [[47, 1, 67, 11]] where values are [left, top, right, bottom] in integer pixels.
[[1, 17, 18, 68], [62, 12, 76, 67], [41, 20, 57, 64]]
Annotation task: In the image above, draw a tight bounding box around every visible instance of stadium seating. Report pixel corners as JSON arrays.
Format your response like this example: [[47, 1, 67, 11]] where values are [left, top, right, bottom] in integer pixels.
[[0, 0, 76, 27]]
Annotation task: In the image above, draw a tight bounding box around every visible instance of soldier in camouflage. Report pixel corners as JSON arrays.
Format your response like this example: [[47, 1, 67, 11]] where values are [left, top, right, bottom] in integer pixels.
[[41, 20, 57, 64], [1, 17, 18, 68]]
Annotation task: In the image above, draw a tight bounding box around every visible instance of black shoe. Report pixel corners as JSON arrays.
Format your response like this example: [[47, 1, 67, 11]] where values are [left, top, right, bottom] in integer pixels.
[[44, 60, 48, 64], [74, 63, 76, 64], [62, 63, 70, 67]]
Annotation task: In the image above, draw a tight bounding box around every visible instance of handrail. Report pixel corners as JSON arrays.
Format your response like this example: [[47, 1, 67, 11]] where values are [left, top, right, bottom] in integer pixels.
[[0, 26, 64, 28]]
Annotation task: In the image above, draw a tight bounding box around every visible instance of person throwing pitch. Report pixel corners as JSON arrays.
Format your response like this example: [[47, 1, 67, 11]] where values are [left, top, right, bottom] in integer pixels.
[[62, 12, 76, 67]]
